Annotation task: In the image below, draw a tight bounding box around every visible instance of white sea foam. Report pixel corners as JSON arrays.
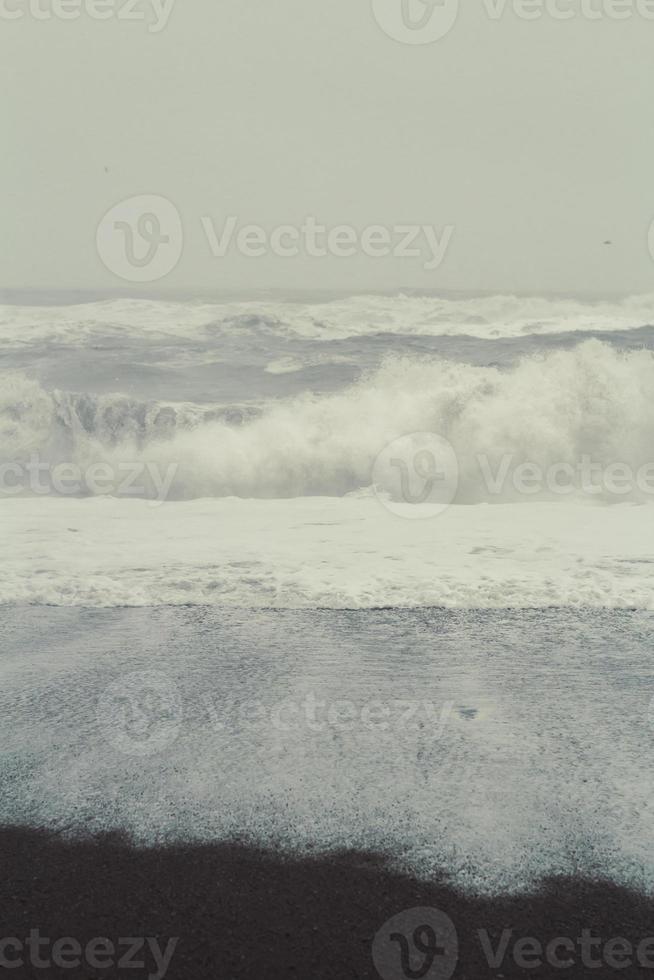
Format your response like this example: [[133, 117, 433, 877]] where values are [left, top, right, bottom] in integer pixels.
[[3, 341, 654, 503], [2, 291, 654, 347], [2, 495, 652, 608]]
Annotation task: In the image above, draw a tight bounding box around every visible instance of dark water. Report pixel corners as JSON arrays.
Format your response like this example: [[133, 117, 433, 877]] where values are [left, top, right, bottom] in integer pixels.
[[5, 324, 654, 405]]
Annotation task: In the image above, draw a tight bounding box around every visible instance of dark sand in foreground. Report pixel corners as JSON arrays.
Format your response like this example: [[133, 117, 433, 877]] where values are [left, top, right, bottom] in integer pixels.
[[2, 827, 653, 979]]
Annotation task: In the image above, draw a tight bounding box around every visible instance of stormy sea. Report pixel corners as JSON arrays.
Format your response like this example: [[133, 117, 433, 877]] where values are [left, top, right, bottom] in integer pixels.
[[2, 290, 654, 978]]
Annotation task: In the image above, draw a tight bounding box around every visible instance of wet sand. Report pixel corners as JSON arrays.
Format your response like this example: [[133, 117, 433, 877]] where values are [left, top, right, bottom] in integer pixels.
[[3, 606, 654, 977]]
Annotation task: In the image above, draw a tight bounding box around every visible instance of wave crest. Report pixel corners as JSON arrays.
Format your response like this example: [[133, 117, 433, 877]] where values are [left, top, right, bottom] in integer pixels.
[[2, 340, 654, 502]]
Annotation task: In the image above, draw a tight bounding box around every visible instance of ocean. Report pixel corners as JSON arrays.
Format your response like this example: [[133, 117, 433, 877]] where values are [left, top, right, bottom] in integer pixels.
[[2, 291, 654, 901]]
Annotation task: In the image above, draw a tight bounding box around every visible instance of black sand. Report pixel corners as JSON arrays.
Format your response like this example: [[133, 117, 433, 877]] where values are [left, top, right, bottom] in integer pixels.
[[1, 827, 653, 979]]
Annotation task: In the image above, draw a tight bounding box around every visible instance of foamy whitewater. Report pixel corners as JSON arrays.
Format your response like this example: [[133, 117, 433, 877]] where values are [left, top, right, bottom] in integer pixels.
[[1, 292, 654, 607], [2, 605, 653, 896], [3, 293, 654, 896]]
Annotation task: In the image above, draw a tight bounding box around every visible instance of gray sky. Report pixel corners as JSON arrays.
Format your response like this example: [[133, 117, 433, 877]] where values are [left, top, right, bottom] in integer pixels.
[[3, 0, 654, 295]]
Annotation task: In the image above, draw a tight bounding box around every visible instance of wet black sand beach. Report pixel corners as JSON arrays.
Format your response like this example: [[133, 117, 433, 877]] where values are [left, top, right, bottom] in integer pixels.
[[2, 606, 654, 978]]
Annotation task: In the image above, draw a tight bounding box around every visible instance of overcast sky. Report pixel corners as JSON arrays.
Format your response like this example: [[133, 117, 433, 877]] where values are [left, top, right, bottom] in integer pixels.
[[3, 0, 654, 295]]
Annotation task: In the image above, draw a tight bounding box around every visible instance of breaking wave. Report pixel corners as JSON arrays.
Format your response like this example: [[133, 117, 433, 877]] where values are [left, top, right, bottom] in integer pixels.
[[2, 340, 654, 502]]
